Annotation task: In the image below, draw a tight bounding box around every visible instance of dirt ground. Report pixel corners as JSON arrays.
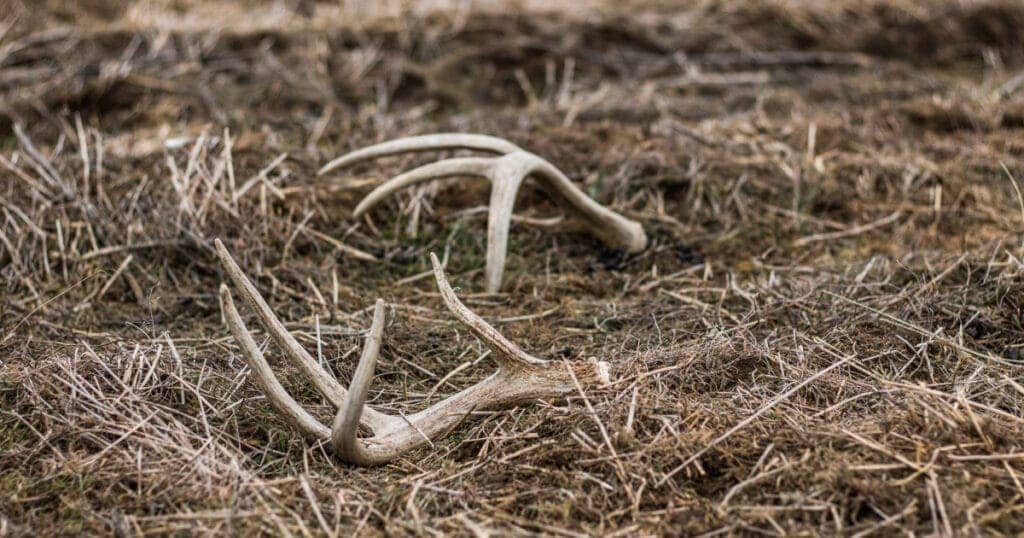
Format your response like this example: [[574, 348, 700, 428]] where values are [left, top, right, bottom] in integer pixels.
[[3, 0, 1024, 535]]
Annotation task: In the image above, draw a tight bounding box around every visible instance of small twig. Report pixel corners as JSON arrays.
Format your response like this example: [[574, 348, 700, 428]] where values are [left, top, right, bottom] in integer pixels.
[[95, 254, 134, 302], [1000, 161, 1024, 234], [794, 211, 902, 247], [75, 240, 187, 262], [302, 227, 379, 263]]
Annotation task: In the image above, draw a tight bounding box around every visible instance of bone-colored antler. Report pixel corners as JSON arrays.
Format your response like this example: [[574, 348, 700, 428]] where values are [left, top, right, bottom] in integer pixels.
[[319, 133, 647, 293], [216, 239, 610, 465]]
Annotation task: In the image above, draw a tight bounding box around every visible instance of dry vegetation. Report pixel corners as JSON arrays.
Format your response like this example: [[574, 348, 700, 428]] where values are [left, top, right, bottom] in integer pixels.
[[3, 0, 1024, 535]]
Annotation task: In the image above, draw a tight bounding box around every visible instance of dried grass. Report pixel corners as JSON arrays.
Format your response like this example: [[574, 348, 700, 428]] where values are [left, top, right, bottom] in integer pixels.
[[3, 0, 1024, 535]]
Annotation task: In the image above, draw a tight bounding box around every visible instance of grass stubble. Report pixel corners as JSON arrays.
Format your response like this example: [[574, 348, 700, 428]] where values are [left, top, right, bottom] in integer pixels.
[[2, 0, 1024, 534]]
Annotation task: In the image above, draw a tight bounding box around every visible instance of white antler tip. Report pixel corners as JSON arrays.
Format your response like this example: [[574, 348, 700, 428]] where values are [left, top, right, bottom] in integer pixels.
[[371, 298, 386, 325]]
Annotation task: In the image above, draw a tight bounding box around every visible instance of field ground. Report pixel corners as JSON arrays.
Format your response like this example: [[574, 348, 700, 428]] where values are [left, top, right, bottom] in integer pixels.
[[3, 0, 1024, 535]]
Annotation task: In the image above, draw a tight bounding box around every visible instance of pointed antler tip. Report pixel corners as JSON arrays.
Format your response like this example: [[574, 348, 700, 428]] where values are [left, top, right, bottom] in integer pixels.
[[317, 157, 350, 176], [218, 283, 235, 310], [213, 238, 243, 279], [429, 252, 450, 291], [214, 238, 233, 264]]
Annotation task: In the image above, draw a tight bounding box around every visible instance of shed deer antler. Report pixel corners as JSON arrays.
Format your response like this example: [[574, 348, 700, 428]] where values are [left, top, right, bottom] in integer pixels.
[[319, 134, 647, 292], [215, 239, 610, 465]]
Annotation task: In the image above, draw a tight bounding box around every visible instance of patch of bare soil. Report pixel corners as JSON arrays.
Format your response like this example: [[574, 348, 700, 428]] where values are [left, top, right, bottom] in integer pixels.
[[3, 0, 1024, 535]]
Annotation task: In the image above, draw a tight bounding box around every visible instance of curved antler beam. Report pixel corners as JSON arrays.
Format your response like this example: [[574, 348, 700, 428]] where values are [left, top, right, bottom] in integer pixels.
[[321, 134, 647, 292], [353, 157, 493, 216], [218, 243, 611, 466], [318, 133, 519, 175]]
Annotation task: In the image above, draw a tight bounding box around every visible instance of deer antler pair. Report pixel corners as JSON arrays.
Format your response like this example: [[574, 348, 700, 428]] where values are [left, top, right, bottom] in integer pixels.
[[319, 134, 647, 293], [215, 239, 610, 465]]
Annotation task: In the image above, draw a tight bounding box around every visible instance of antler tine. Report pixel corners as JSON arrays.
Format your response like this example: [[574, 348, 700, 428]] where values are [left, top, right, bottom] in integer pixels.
[[352, 157, 494, 218], [220, 285, 332, 440], [530, 158, 647, 253], [331, 299, 387, 464], [481, 154, 533, 292], [214, 239, 394, 431], [429, 252, 545, 366], [215, 239, 350, 407], [318, 133, 519, 176]]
